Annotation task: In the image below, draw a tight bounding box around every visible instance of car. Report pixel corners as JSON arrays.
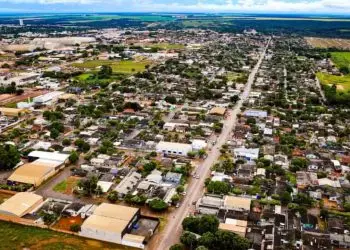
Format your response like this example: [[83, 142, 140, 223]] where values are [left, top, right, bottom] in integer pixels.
[[182, 192, 187, 196], [176, 203, 181, 208], [195, 175, 200, 179]]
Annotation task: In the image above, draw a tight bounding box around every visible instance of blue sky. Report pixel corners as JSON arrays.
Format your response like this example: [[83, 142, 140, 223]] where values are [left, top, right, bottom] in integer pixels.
[[0, 0, 350, 14]]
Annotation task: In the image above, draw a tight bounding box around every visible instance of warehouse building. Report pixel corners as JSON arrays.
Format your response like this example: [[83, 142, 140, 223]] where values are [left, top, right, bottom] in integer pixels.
[[0, 107, 29, 117], [0, 192, 43, 217], [33, 91, 64, 106], [27, 150, 69, 164], [156, 141, 193, 156], [80, 203, 145, 248], [7, 160, 61, 187]]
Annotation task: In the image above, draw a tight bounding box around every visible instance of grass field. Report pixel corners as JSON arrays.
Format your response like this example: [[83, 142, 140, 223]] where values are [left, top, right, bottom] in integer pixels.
[[226, 72, 244, 81], [317, 72, 350, 92], [72, 60, 149, 74], [306, 37, 350, 49], [331, 52, 350, 70], [53, 180, 67, 193], [0, 220, 136, 250], [148, 43, 185, 50]]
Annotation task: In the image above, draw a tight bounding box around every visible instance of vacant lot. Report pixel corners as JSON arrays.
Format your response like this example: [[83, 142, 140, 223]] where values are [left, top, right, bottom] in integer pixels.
[[317, 72, 350, 92], [0, 220, 137, 250], [72, 60, 149, 74], [330, 52, 350, 70], [147, 43, 185, 50], [53, 176, 80, 195], [306, 37, 350, 49]]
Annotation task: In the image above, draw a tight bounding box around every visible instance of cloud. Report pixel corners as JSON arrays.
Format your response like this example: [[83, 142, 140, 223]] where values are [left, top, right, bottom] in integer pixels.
[[0, 0, 350, 13]]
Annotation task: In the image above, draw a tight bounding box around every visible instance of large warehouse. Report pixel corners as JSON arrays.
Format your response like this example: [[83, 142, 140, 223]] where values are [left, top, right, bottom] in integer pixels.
[[80, 203, 144, 247], [8, 160, 62, 187], [0, 192, 43, 217]]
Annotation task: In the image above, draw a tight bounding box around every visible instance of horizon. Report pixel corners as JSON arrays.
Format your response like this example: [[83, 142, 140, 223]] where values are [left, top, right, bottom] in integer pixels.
[[0, 0, 350, 15]]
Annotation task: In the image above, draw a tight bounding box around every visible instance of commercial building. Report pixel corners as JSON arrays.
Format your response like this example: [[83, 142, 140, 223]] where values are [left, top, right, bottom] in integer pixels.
[[28, 150, 69, 164], [8, 160, 61, 187], [233, 147, 260, 161], [0, 192, 43, 217], [80, 203, 143, 247], [33, 91, 64, 105], [156, 141, 193, 156], [0, 107, 29, 117]]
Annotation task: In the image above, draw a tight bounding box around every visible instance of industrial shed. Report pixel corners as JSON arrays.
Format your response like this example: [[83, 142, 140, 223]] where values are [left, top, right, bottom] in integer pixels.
[[0, 192, 43, 217], [8, 160, 60, 187], [156, 141, 192, 156], [80, 203, 142, 246], [28, 150, 69, 164], [0, 107, 29, 117]]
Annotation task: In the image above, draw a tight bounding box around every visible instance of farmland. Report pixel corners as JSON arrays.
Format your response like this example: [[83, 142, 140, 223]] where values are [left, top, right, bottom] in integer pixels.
[[306, 37, 350, 49], [0, 220, 137, 250], [72, 60, 150, 74], [316, 72, 350, 92]]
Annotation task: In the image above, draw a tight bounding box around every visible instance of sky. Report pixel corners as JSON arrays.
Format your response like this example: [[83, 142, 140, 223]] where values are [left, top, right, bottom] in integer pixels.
[[0, 0, 350, 14]]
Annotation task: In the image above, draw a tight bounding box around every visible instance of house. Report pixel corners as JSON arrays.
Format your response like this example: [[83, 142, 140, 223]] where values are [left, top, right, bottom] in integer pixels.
[[0, 192, 43, 217], [233, 147, 259, 161], [196, 195, 224, 215], [114, 171, 142, 197], [209, 107, 226, 116], [219, 218, 248, 237], [164, 172, 182, 184], [79, 203, 144, 248], [223, 196, 252, 211], [156, 141, 192, 156], [243, 109, 267, 118]]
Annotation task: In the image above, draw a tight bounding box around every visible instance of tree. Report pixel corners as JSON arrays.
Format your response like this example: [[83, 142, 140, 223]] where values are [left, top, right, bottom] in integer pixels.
[[198, 149, 206, 158], [62, 138, 71, 146], [207, 181, 230, 195], [280, 191, 292, 206], [149, 198, 168, 212], [165, 95, 177, 104], [230, 95, 240, 103], [198, 232, 215, 249], [170, 244, 185, 250], [180, 231, 197, 249], [98, 65, 113, 78], [214, 230, 250, 250], [107, 191, 119, 203], [69, 151, 79, 164], [50, 128, 60, 139], [187, 151, 196, 158], [143, 161, 157, 174], [176, 185, 185, 193], [171, 194, 180, 204], [0, 144, 20, 170], [182, 215, 219, 235], [77, 176, 98, 196]]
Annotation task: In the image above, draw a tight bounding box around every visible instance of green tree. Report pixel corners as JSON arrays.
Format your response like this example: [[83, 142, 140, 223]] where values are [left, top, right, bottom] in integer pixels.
[[50, 128, 60, 139], [107, 191, 119, 203], [70, 224, 81, 232], [0, 144, 20, 170], [62, 138, 71, 146], [69, 151, 79, 164], [149, 198, 168, 212], [170, 244, 185, 250], [180, 231, 198, 249], [280, 191, 292, 206], [207, 181, 230, 195]]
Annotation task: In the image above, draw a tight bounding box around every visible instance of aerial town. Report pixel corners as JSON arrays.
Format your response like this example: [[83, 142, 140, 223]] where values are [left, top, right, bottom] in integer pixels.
[[0, 13, 350, 250]]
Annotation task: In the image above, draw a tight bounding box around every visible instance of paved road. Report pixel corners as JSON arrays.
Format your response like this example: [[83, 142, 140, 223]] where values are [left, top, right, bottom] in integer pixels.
[[155, 38, 271, 250]]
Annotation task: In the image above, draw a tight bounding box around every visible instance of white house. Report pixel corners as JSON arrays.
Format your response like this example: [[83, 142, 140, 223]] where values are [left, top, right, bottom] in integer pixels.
[[156, 141, 192, 156]]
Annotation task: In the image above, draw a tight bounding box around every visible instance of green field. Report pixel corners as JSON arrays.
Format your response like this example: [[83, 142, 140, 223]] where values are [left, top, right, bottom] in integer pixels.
[[148, 43, 185, 50], [226, 72, 244, 81], [0, 220, 136, 250], [53, 180, 67, 193], [331, 52, 350, 70], [317, 72, 350, 92], [72, 60, 149, 74]]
